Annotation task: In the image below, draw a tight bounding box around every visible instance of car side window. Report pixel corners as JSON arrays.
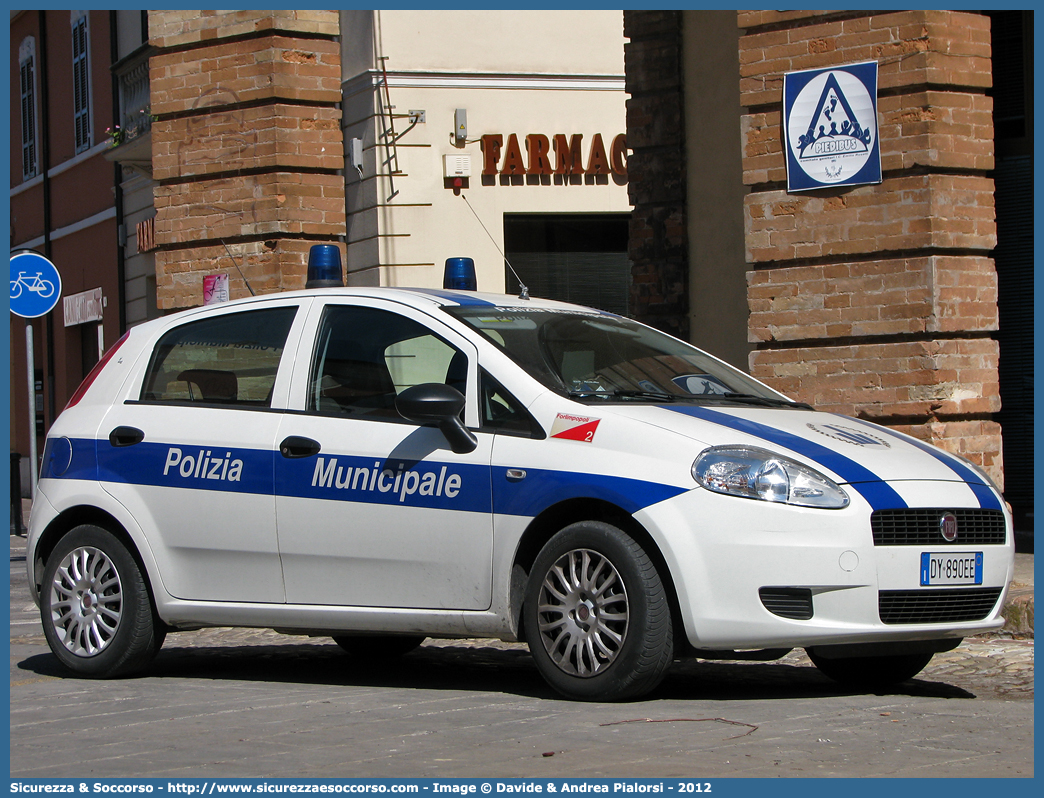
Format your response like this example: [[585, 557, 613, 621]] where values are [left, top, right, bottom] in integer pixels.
[[310, 305, 466, 419], [139, 307, 297, 407], [480, 371, 544, 437]]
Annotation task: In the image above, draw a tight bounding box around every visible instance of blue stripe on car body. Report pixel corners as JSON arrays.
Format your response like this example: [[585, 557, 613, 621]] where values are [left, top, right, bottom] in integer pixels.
[[97, 440, 275, 496], [395, 288, 498, 307], [491, 467, 687, 517], [41, 438, 687, 518], [846, 417, 1003, 511], [659, 405, 908, 511], [277, 453, 492, 513]]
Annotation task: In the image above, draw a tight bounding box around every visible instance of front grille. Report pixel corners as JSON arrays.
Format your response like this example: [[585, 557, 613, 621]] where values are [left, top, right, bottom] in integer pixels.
[[879, 587, 1003, 624], [871, 508, 1006, 546], [759, 587, 813, 620]]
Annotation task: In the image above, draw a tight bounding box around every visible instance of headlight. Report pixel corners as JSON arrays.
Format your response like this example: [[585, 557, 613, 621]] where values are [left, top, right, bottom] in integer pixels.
[[692, 446, 850, 509]]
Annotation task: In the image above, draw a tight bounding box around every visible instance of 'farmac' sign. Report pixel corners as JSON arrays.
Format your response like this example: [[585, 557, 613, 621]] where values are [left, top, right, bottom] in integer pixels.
[[480, 133, 627, 178], [783, 61, 881, 192]]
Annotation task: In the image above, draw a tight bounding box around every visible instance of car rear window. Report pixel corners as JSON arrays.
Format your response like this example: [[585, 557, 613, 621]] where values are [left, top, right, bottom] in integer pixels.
[[139, 306, 297, 408]]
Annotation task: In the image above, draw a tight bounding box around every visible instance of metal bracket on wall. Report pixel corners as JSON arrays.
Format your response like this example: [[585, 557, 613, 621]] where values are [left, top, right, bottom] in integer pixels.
[[376, 56, 402, 202]]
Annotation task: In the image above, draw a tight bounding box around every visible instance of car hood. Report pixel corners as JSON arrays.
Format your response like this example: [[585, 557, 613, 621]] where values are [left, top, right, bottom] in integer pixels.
[[602, 403, 993, 491]]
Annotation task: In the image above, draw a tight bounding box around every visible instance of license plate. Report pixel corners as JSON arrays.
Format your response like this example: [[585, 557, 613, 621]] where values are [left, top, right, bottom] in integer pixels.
[[920, 552, 983, 586]]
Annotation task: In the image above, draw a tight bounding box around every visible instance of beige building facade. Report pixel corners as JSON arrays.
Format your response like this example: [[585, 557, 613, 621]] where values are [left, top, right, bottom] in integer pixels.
[[340, 10, 631, 296]]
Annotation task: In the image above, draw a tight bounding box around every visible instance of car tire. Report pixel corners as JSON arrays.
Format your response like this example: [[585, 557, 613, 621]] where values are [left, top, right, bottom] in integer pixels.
[[332, 635, 426, 660], [524, 520, 673, 701], [806, 649, 934, 689], [40, 525, 165, 678]]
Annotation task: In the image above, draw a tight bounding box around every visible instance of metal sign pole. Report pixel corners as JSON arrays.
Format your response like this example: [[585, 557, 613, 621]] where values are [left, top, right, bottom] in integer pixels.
[[25, 323, 38, 501], [10, 250, 62, 505]]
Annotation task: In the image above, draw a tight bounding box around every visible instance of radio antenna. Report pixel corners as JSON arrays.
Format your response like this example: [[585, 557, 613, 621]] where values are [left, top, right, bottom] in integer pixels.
[[221, 239, 256, 297], [460, 193, 529, 300]]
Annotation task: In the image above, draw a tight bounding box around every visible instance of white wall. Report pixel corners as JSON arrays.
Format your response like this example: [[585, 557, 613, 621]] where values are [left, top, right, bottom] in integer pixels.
[[340, 10, 631, 292], [373, 10, 625, 76]]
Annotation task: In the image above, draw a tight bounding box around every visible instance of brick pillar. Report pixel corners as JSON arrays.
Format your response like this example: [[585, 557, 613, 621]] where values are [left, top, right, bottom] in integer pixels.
[[623, 10, 688, 339], [739, 11, 1003, 487], [148, 10, 345, 309]]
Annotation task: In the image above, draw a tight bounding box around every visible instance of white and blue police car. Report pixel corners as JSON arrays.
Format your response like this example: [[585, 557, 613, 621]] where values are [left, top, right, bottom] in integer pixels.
[[27, 253, 1014, 700]]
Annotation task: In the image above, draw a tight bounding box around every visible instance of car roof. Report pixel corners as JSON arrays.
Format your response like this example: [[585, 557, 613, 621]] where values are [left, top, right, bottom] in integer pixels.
[[138, 286, 603, 328], [306, 286, 588, 311]]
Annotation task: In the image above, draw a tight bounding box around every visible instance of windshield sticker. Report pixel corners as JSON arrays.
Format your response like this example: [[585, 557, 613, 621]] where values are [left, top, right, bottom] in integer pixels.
[[551, 412, 601, 443], [484, 307, 603, 318], [673, 374, 732, 396], [471, 316, 538, 330]]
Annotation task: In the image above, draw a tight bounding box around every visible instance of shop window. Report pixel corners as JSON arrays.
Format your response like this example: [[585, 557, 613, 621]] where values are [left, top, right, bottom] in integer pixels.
[[504, 215, 631, 316]]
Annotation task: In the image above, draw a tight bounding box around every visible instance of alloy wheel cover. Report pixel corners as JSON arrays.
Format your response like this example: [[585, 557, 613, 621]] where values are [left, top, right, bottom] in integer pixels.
[[49, 546, 124, 657], [536, 548, 629, 677]]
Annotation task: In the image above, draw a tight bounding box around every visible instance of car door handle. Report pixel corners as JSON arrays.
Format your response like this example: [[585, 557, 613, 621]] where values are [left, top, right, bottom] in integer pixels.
[[108, 426, 145, 447], [279, 436, 321, 459]]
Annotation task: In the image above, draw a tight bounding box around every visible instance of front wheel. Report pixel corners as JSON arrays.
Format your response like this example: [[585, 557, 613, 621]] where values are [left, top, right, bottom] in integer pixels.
[[807, 649, 933, 689], [524, 521, 673, 701], [40, 525, 164, 678]]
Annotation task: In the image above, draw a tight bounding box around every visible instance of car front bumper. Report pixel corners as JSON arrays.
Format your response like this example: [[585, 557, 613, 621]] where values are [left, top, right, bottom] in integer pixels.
[[635, 481, 1015, 651]]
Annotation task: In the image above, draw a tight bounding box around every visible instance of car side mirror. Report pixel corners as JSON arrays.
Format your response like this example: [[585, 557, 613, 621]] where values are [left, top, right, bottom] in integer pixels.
[[395, 383, 478, 454]]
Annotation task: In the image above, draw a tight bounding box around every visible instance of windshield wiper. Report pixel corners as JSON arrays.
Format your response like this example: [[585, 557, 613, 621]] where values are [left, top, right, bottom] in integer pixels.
[[567, 389, 677, 402], [716, 392, 814, 410], [566, 389, 810, 408], [611, 389, 678, 401]]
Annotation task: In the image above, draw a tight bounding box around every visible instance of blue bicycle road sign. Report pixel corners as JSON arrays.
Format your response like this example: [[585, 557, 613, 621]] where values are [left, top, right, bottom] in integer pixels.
[[10, 251, 62, 318]]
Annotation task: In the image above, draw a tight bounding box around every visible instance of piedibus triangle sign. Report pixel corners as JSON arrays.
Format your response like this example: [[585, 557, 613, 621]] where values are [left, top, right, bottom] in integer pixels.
[[783, 60, 881, 192], [10, 251, 62, 318]]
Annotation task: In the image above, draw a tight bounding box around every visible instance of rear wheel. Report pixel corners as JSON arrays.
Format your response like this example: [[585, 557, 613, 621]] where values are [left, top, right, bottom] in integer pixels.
[[807, 649, 933, 688], [524, 521, 673, 701], [332, 635, 425, 660], [40, 525, 164, 677]]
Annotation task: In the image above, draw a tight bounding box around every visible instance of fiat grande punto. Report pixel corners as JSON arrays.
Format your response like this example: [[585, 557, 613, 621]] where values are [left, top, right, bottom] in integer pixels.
[[27, 285, 1015, 700]]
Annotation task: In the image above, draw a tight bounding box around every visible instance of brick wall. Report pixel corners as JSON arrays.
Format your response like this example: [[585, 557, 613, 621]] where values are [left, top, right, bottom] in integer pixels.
[[623, 10, 688, 338], [155, 239, 323, 309], [149, 11, 345, 309], [738, 10, 1003, 485]]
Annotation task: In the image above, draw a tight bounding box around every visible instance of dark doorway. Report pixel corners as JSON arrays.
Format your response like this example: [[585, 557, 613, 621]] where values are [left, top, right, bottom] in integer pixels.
[[503, 214, 631, 316]]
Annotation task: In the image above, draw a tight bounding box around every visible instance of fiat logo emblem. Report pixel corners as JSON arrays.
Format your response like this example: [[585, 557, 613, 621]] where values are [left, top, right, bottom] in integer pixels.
[[940, 512, 958, 542]]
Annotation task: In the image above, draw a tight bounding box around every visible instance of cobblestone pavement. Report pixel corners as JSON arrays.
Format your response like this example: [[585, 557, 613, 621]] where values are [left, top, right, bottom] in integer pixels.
[[16, 624, 1034, 692], [9, 524, 1034, 779], [20, 624, 1030, 698]]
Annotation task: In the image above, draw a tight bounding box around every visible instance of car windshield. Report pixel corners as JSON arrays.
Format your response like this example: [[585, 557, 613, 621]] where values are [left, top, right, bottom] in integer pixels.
[[445, 305, 796, 405]]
